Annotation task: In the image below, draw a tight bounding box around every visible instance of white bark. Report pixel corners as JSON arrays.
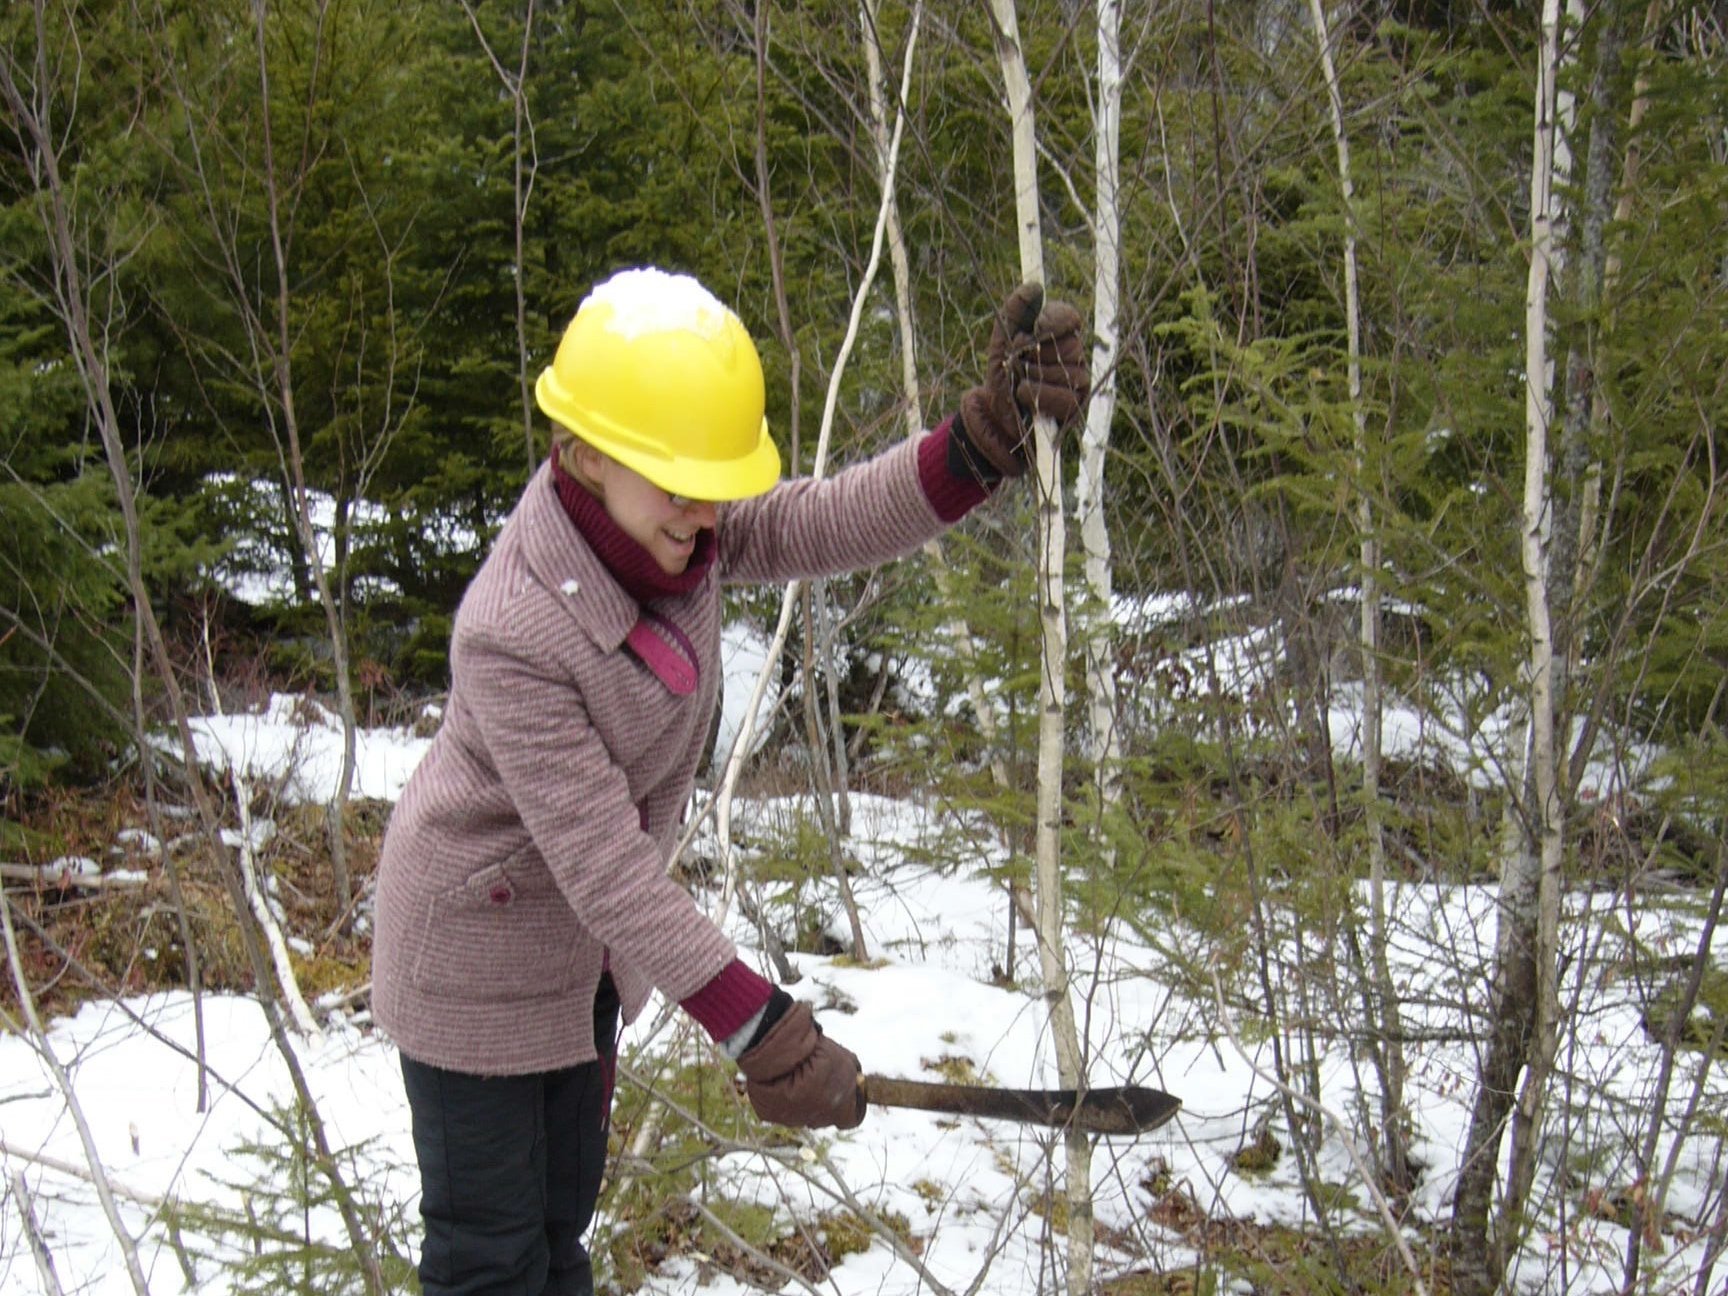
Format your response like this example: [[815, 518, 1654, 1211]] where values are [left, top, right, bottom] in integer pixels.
[[1528, 0, 1568, 1087], [1079, 0, 1122, 796], [1507, 0, 1570, 1240], [1449, 7, 1574, 1286], [0, 863, 149, 889], [232, 776, 322, 1039], [984, 3, 1091, 1292]]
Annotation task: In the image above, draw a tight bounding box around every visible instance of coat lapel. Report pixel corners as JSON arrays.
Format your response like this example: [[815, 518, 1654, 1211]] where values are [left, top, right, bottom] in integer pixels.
[[513, 461, 638, 652]]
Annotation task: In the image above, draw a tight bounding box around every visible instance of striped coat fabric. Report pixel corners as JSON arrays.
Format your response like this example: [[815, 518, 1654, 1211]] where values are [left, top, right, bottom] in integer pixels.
[[372, 435, 954, 1075]]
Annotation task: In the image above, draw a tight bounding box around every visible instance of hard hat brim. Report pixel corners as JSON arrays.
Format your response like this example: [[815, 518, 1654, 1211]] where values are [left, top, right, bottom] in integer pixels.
[[603, 416, 782, 503]]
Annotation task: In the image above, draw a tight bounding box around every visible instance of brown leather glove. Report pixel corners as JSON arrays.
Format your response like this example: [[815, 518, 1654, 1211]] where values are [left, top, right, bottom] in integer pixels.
[[956, 282, 1091, 480], [736, 1001, 867, 1130]]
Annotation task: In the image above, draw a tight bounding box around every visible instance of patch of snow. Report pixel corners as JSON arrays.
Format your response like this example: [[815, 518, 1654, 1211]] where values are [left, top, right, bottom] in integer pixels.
[[184, 692, 432, 805], [586, 267, 733, 342]]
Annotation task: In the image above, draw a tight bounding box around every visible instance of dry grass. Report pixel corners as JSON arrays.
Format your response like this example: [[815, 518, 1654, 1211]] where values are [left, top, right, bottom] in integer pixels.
[[0, 781, 385, 1024]]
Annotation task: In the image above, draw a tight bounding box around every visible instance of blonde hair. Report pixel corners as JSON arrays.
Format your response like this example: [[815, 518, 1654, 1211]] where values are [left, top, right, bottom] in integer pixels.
[[550, 425, 606, 494]]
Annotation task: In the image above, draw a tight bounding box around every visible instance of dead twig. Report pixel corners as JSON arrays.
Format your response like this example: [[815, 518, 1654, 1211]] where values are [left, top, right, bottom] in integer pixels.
[[0, 1138, 166, 1211], [12, 1169, 68, 1296]]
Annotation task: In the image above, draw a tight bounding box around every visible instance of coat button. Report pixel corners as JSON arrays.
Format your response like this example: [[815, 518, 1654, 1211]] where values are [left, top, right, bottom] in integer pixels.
[[490, 886, 512, 905]]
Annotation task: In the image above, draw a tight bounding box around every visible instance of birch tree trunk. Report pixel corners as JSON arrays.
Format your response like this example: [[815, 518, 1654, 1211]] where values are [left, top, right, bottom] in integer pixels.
[[1501, 0, 1581, 1246], [1078, 0, 1121, 804], [1303, 0, 1411, 1195], [983, 4, 1090, 1292], [1450, 0, 1569, 1286]]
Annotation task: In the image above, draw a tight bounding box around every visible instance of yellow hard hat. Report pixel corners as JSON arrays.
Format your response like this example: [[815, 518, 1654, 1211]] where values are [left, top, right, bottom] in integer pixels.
[[535, 267, 782, 501]]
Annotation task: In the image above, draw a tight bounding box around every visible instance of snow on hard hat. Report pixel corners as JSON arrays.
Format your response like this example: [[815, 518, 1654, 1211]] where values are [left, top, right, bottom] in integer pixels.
[[535, 267, 782, 502]]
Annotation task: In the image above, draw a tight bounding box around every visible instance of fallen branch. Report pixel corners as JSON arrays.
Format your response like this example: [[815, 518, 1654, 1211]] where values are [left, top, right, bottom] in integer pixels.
[[0, 1134, 403, 1259], [0, 1138, 166, 1210], [227, 761, 319, 1039], [0, 863, 150, 890]]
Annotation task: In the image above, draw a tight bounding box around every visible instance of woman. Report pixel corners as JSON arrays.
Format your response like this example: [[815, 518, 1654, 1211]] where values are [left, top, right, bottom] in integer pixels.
[[372, 266, 1086, 1296]]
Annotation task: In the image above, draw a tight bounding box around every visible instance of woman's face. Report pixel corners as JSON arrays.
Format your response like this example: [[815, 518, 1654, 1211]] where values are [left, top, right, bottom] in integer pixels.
[[577, 446, 718, 574]]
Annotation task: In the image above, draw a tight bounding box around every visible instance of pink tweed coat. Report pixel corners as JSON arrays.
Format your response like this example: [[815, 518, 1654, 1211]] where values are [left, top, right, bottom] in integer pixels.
[[372, 436, 953, 1075]]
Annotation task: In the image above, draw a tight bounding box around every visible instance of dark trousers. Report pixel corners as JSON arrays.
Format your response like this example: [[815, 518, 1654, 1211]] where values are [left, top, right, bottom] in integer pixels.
[[400, 977, 620, 1296]]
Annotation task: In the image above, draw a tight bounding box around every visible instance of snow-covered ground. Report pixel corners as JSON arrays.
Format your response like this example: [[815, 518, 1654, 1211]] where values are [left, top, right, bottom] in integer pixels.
[[4, 688, 1725, 1295], [2, 544, 1724, 1293]]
